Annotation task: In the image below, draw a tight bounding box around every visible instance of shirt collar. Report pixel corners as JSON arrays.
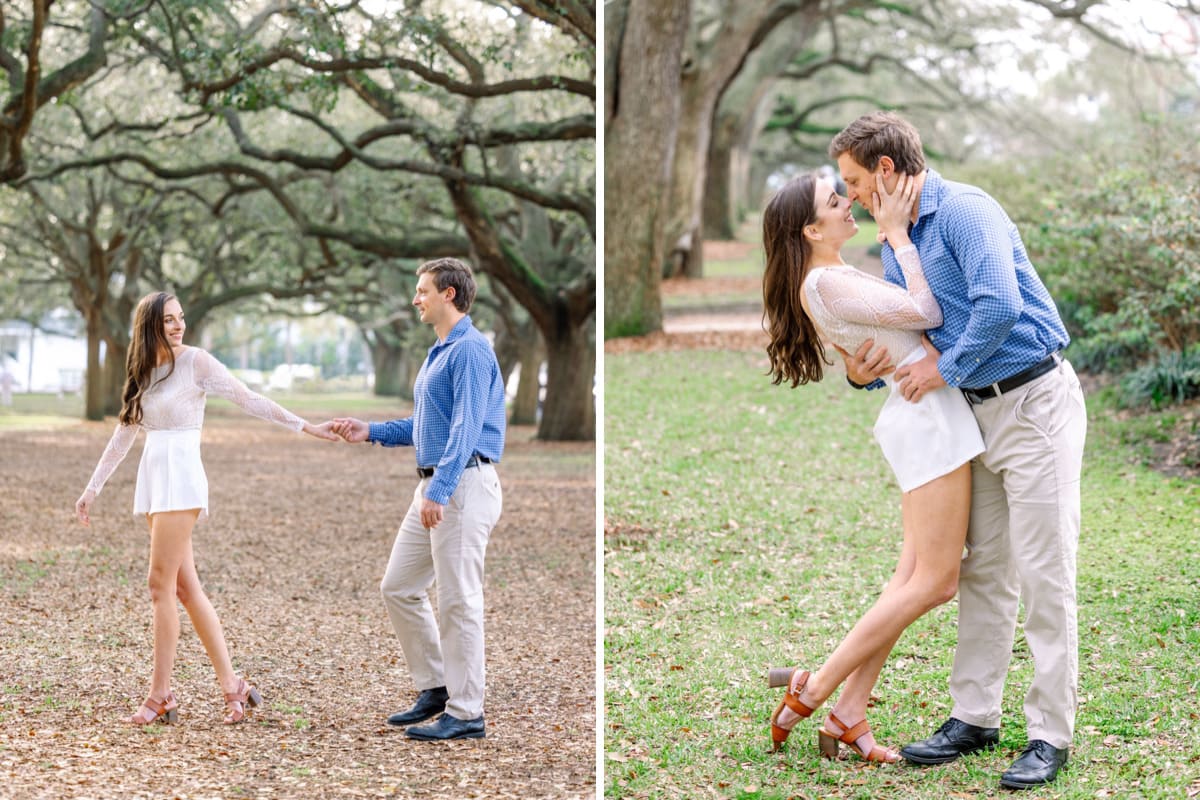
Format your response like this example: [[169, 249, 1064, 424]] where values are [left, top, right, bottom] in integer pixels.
[[916, 168, 944, 222], [436, 314, 473, 347]]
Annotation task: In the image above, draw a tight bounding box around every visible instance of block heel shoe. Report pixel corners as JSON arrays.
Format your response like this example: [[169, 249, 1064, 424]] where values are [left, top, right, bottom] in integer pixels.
[[767, 667, 816, 752], [223, 677, 262, 724], [129, 691, 179, 725], [817, 712, 900, 763]]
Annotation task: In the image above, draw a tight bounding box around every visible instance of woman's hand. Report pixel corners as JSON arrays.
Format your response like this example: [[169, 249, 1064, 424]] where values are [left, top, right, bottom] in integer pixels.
[[872, 172, 916, 247], [75, 490, 95, 527], [304, 420, 340, 441]]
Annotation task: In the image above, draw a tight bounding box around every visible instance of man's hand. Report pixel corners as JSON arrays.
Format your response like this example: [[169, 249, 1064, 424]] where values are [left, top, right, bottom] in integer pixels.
[[330, 417, 370, 443], [832, 338, 895, 385], [420, 497, 445, 529], [893, 336, 946, 403]]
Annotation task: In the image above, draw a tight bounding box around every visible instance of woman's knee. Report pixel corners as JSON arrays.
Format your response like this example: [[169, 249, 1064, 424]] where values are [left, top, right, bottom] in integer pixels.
[[146, 571, 177, 604], [907, 565, 959, 609], [930, 576, 959, 607], [175, 578, 199, 607]]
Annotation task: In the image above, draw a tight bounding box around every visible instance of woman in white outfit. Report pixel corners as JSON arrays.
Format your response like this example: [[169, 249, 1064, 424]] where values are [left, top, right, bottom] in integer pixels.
[[760, 173, 984, 762], [75, 292, 336, 725]]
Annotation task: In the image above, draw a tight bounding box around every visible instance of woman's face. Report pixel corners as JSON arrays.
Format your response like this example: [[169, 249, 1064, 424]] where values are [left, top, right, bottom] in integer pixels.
[[810, 177, 858, 245], [162, 298, 186, 347]]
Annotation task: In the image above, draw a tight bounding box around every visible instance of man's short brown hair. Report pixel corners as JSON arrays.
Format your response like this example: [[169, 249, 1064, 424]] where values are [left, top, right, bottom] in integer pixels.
[[417, 257, 477, 312], [828, 111, 926, 174]]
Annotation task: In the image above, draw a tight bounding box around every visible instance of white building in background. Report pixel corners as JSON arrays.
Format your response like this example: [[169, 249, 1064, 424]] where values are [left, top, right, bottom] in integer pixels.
[[0, 320, 88, 395]]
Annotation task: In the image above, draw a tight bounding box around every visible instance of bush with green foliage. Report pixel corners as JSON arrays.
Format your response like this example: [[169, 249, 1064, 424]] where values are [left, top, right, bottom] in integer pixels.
[[959, 131, 1200, 407]]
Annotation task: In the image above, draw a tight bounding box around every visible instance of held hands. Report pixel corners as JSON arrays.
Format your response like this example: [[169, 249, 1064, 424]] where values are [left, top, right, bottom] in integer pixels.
[[304, 420, 340, 441], [872, 173, 916, 247], [832, 338, 895, 384], [329, 417, 370, 443], [894, 335, 946, 403]]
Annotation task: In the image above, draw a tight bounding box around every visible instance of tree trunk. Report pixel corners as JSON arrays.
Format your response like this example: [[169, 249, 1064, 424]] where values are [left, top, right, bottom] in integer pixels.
[[371, 340, 416, 399], [663, 1, 822, 280], [103, 341, 126, 417], [703, 112, 739, 240], [538, 324, 593, 441], [510, 338, 544, 426], [83, 314, 105, 421], [664, 71, 717, 279], [704, 12, 818, 239], [603, 0, 690, 337]]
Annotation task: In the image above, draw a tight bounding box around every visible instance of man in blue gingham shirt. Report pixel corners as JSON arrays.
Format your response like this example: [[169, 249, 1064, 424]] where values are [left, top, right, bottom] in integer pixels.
[[331, 257, 505, 742], [830, 112, 1087, 790], [881, 170, 1069, 390], [366, 317, 506, 507]]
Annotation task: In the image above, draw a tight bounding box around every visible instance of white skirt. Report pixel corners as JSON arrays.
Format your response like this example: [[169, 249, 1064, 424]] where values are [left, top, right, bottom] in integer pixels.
[[133, 429, 209, 522], [873, 345, 985, 493]]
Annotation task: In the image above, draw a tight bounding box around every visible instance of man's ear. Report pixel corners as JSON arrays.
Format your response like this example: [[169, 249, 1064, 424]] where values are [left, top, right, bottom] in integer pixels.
[[877, 156, 895, 177], [445, 286, 457, 303]]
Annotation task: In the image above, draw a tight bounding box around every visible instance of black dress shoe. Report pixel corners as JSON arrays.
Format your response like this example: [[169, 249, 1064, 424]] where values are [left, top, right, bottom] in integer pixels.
[[386, 687, 448, 727], [900, 717, 1000, 765], [1000, 740, 1069, 789], [405, 713, 485, 741]]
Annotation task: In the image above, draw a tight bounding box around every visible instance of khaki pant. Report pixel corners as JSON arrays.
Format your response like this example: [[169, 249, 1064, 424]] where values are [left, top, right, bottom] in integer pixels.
[[380, 464, 502, 720], [950, 359, 1087, 749]]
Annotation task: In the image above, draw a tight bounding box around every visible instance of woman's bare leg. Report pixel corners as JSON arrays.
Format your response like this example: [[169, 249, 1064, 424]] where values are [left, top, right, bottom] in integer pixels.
[[174, 538, 238, 695], [131, 510, 199, 722], [776, 464, 971, 742]]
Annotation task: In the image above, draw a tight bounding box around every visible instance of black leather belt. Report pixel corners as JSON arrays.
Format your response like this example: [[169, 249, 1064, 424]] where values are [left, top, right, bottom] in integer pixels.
[[962, 354, 1059, 404], [416, 454, 493, 479]]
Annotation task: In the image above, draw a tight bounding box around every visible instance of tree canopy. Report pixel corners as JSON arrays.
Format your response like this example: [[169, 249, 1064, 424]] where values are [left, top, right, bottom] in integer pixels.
[[2, 0, 595, 440]]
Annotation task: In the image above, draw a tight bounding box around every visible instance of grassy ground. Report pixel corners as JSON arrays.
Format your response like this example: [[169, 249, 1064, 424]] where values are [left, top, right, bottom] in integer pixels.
[[604, 348, 1200, 800]]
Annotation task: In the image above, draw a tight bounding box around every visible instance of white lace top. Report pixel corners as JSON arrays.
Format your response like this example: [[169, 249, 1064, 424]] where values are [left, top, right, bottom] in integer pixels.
[[84, 347, 304, 496], [803, 245, 942, 362]]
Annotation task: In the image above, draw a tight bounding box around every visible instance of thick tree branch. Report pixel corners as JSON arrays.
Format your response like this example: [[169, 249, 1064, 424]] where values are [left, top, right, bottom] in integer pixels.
[[511, 0, 596, 46], [182, 48, 593, 104]]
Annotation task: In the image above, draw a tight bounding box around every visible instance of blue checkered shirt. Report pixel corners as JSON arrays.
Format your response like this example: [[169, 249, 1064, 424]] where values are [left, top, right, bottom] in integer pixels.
[[875, 169, 1069, 389], [367, 315, 506, 505]]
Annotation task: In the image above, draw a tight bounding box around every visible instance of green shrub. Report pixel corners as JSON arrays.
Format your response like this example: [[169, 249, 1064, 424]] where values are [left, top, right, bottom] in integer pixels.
[[1119, 346, 1200, 409]]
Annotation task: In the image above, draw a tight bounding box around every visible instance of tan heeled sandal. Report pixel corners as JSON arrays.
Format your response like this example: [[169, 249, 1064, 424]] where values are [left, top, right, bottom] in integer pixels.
[[818, 711, 900, 763], [129, 691, 178, 725], [223, 678, 262, 725], [767, 667, 817, 752]]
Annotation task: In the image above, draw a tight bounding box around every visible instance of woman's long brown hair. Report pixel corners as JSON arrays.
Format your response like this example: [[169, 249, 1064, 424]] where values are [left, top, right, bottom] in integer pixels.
[[119, 292, 177, 425], [762, 174, 831, 386]]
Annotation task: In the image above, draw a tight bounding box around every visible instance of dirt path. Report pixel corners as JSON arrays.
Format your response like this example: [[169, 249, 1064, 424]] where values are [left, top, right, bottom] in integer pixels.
[[0, 409, 595, 799]]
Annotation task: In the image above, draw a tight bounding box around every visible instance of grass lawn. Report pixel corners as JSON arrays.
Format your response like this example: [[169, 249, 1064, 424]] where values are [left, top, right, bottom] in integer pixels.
[[604, 348, 1200, 799]]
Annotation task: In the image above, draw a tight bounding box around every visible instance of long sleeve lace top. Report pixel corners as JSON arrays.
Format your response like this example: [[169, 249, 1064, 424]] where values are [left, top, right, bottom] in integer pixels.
[[83, 347, 305, 496], [803, 244, 943, 365]]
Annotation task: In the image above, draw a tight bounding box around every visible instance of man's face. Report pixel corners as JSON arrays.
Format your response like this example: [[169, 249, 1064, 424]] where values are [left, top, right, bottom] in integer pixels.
[[836, 153, 897, 217], [412, 272, 453, 327]]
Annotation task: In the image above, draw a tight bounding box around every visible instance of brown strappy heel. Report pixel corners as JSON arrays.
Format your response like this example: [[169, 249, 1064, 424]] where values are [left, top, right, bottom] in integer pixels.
[[767, 667, 817, 751], [223, 678, 263, 724], [129, 691, 179, 725], [818, 711, 900, 763]]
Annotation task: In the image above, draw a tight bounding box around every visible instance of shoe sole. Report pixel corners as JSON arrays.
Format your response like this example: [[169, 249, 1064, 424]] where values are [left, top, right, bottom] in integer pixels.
[[405, 731, 485, 741], [386, 714, 440, 728], [901, 740, 999, 765], [999, 777, 1054, 790]]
